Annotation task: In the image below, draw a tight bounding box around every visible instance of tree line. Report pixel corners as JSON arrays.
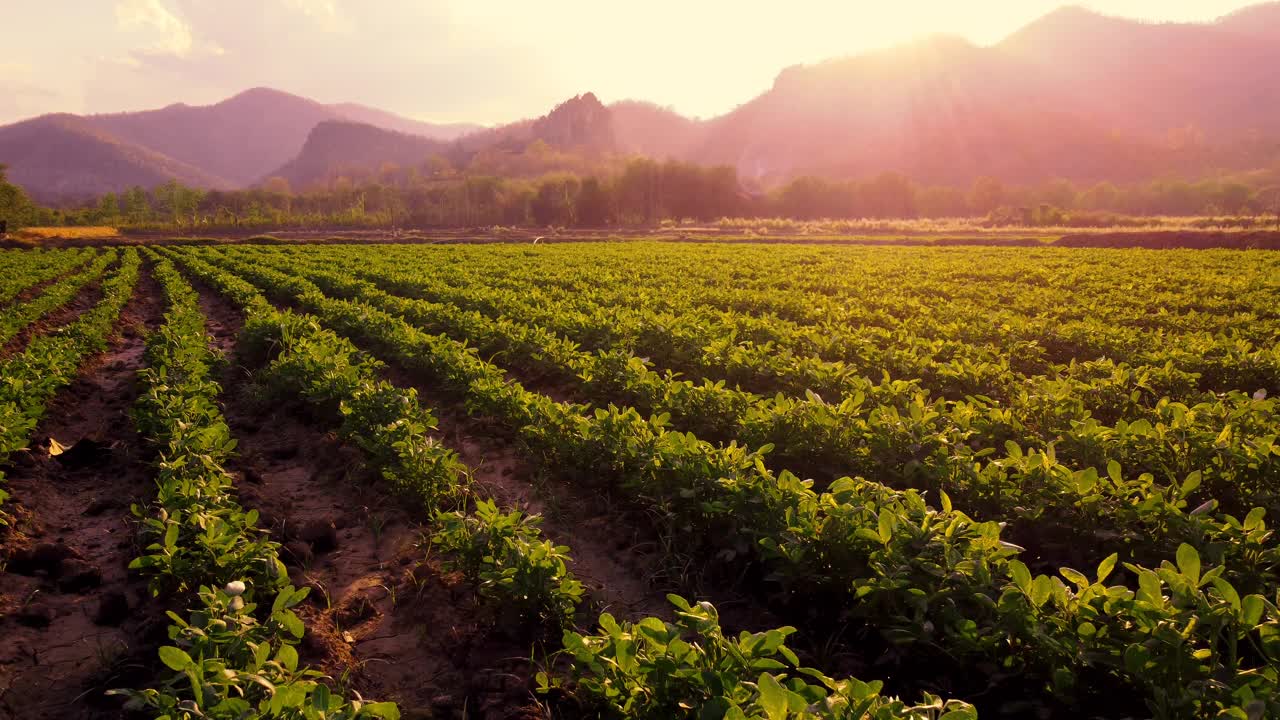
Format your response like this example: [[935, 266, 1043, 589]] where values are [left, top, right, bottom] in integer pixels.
[[7, 158, 1280, 231]]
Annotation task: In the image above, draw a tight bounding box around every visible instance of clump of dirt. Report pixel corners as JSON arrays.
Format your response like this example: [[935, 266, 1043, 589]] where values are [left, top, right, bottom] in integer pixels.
[[0, 266, 164, 719]]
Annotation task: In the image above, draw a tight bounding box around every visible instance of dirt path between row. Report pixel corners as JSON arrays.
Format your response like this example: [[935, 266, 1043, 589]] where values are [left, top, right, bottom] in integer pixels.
[[195, 283, 544, 720], [0, 263, 165, 720], [205, 256, 770, 623]]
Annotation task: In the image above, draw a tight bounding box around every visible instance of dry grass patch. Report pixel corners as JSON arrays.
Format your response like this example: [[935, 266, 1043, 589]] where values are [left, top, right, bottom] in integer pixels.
[[15, 226, 121, 240]]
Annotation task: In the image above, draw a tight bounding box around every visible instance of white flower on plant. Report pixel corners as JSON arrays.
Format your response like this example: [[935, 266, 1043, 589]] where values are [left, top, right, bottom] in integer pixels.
[[229, 596, 245, 612], [225, 580, 246, 597]]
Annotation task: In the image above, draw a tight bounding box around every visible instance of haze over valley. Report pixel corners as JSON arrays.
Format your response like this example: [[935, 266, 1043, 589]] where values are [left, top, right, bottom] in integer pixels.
[[5, 3, 1280, 202]]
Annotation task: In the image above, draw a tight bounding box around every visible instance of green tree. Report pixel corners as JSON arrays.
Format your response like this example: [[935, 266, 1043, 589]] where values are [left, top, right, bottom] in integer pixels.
[[96, 192, 121, 223], [968, 176, 1006, 216], [0, 163, 43, 230], [1079, 182, 1120, 212], [575, 176, 612, 226], [122, 186, 152, 224], [531, 175, 579, 226]]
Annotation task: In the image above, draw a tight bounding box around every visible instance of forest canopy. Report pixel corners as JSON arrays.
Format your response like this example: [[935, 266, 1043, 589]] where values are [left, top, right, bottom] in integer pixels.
[[8, 157, 1280, 231]]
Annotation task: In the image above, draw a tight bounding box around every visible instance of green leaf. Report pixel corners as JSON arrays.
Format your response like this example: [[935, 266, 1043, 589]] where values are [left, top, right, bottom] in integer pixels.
[[1009, 560, 1032, 593], [1180, 471, 1202, 497], [1124, 644, 1151, 673], [1212, 577, 1241, 611], [158, 646, 193, 672], [1106, 460, 1122, 484], [1137, 569, 1163, 606], [276, 644, 299, 673], [1059, 567, 1089, 590], [1030, 575, 1053, 608], [1096, 553, 1118, 584], [1176, 543, 1201, 584], [312, 683, 331, 710], [361, 702, 401, 719], [757, 673, 787, 720], [876, 509, 894, 544], [1244, 507, 1266, 532], [279, 610, 305, 640], [1242, 595, 1266, 626], [163, 522, 179, 551]]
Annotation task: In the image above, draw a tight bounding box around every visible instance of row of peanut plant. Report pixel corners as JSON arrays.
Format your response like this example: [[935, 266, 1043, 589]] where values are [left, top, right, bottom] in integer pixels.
[[161, 246, 978, 719], [0, 250, 115, 347], [0, 249, 133, 524], [112, 252, 399, 718], [230, 246, 1278, 598], [0, 247, 96, 306], [177, 245, 1280, 719], [284, 243, 1278, 402]]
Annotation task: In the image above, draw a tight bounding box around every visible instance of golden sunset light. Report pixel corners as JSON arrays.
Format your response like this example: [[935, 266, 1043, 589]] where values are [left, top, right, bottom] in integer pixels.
[[2, 3, 1279, 719]]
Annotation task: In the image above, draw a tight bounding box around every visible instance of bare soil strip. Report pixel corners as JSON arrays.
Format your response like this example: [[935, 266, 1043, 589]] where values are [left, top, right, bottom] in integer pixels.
[[195, 285, 545, 719], [0, 265, 164, 720], [379, 363, 789, 635], [411, 380, 675, 623]]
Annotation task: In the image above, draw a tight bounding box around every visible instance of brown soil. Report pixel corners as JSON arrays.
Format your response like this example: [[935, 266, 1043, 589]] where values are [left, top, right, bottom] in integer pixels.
[[197, 254, 673, 624], [380, 364, 786, 638], [432, 402, 674, 623], [188, 260, 789, 712], [228, 257, 768, 628], [0, 264, 164, 720], [1056, 229, 1280, 249], [13, 225, 1280, 250], [196, 284, 546, 719], [0, 260, 114, 361]]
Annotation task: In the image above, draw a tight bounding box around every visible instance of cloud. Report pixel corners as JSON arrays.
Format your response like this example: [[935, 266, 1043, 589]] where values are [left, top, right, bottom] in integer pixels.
[[115, 0, 193, 56], [279, 0, 350, 32]]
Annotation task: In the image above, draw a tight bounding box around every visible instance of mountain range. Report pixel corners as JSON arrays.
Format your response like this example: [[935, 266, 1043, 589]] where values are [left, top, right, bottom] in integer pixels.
[[4, 3, 1280, 202]]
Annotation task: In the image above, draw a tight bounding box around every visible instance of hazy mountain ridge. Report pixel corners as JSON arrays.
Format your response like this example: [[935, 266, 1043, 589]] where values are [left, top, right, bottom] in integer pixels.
[[325, 103, 481, 142], [0, 114, 231, 202], [5, 2, 1280, 200], [685, 4, 1280, 184], [270, 121, 449, 188], [0, 88, 483, 200], [271, 92, 624, 188], [608, 100, 708, 159], [454, 92, 617, 155]]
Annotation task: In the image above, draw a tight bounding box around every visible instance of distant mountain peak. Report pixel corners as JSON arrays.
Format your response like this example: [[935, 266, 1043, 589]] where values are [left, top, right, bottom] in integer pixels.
[[531, 92, 615, 151], [224, 86, 304, 102], [1216, 1, 1280, 35], [6, 2, 1280, 201]]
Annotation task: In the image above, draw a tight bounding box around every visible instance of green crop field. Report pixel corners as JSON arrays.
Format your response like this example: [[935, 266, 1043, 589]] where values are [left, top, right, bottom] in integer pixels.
[[0, 241, 1277, 719]]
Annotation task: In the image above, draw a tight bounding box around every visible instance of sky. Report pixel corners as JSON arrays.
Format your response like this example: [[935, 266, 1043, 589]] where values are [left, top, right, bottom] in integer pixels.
[[0, 1, 1265, 127]]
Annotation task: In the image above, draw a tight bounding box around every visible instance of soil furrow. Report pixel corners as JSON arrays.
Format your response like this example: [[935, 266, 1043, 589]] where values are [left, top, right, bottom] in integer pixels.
[[0, 263, 164, 720], [204, 260, 777, 626], [193, 282, 544, 720]]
